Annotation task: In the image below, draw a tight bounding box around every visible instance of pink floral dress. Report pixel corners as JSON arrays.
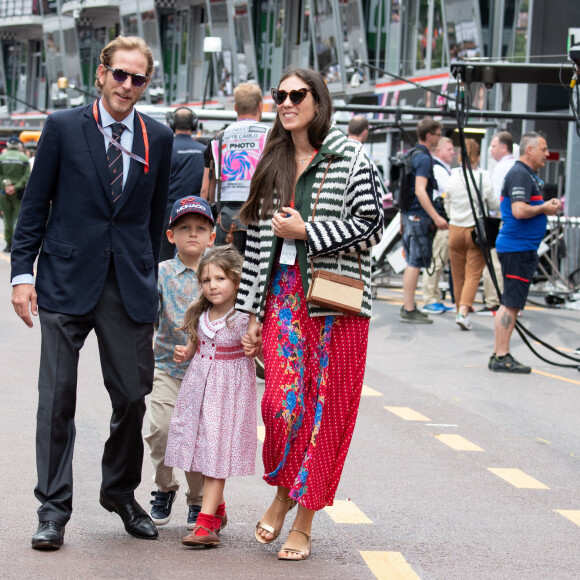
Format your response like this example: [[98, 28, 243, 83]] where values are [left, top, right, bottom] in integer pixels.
[[165, 309, 257, 479]]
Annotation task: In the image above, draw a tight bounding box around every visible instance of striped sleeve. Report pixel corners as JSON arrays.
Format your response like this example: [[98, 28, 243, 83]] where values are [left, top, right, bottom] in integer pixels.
[[236, 220, 261, 314], [304, 147, 384, 258]]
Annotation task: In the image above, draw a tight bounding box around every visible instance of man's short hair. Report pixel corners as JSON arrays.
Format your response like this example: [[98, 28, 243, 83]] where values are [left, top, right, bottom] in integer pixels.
[[435, 136, 453, 152], [234, 83, 263, 117], [173, 108, 197, 132], [95, 36, 154, 92], [348, 115, 369, 137], [493, 131, 513, 154], [417, 118, 442, 141], [519, 132, 542, 155]]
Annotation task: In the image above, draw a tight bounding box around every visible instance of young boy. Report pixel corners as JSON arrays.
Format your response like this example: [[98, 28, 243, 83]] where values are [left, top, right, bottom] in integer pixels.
[[145, 196, 216, 527]]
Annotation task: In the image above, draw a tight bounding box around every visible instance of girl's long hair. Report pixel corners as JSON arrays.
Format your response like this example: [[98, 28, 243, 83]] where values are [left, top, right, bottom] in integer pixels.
[[239, 67, 332, 224], [179, 245, 243, 350]]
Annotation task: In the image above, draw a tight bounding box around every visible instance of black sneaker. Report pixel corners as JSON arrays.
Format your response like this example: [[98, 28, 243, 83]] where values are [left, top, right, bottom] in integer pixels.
[[476, 305, 499, 316], [186, 504, 202, 530], [149, 490, 176, 525], [400, 306, 433, 324], [488, 353, 531, 374]]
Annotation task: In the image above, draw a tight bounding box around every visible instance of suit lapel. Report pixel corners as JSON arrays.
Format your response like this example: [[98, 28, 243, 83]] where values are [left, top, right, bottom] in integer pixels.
[[114, 113, 146, 215], [83, 106, 113, 208]]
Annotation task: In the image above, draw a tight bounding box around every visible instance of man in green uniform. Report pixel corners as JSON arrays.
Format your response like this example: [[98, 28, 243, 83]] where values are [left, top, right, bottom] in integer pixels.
[[0, 136, 30, 252]]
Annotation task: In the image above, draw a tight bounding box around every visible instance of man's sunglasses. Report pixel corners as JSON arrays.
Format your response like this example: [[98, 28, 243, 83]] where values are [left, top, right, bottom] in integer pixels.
[[271, 87, 312, 105], [105, 65, 150, 88]]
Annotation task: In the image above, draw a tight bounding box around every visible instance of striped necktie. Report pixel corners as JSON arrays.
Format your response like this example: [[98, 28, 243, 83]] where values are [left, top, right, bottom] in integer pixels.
[[107, 123, 125, 204]]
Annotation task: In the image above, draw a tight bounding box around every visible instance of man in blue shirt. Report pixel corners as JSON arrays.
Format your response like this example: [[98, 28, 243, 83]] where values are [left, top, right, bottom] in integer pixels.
[[400, 118, 449, 323], [160, 107, 206, 261], [489, 132, 561, 373]]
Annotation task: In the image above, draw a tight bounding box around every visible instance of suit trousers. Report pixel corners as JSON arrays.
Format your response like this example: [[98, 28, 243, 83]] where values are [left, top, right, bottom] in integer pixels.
[[145, 367, 204, 504], [35, 262, 154, 525]]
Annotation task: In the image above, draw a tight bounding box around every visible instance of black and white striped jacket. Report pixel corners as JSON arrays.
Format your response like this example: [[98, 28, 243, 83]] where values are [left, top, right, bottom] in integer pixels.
[[236, 126, 384, 320]]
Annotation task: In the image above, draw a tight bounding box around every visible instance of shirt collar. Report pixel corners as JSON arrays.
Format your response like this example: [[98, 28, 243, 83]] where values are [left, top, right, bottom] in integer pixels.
[[171, 254, 196, 275], [498, 153, 514, 163], [99, 98, 134, 133], [433, 155, 451, 172]]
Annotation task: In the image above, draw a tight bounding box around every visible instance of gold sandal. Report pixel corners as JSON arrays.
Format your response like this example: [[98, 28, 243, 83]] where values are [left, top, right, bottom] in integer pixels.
[[278, 527, 311, 561], [254, 494, 297, 544]]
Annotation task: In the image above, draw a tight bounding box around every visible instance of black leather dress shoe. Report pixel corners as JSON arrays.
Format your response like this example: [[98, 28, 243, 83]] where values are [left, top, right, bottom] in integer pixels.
[[99, 493, 158, 540], [31, 521, 65, 550]]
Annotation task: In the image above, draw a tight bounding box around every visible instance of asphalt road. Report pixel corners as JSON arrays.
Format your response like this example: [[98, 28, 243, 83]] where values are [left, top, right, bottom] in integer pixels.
[[0, 249, 578, 580]]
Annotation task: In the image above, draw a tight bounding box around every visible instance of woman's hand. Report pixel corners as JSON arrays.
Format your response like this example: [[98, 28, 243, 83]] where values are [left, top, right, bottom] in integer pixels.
[[243, 314, 263, 357], [173, 341, 195, 363], [271, 207, 308, 240]]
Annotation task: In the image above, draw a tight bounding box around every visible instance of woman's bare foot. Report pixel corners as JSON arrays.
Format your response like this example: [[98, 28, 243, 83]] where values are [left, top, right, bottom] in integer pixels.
[[278, 528, 311, 560], [255, 494, 296, 542]]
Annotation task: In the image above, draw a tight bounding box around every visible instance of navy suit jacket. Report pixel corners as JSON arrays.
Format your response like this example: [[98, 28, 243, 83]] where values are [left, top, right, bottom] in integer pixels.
[[10, 102, 174, 323]]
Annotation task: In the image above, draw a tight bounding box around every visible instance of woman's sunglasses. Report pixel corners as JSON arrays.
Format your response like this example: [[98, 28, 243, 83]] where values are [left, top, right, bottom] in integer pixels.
[[271, 87, 312, 105], [105, 65, 150, 88]]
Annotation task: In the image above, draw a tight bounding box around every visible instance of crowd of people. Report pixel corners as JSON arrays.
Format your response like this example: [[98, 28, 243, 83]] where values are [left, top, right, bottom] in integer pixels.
[[6, 33, 560, 559], [398, 120, 561, 372]]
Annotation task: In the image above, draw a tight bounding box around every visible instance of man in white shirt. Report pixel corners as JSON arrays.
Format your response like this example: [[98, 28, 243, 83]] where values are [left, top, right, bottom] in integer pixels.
[[422, 137, 455, 314], [478, 131, 515, 316]]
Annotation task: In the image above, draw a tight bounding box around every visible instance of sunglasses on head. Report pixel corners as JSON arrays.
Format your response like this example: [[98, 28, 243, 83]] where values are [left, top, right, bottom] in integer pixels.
[[105, 65, 150, 88], [271, 87, 312, 105]]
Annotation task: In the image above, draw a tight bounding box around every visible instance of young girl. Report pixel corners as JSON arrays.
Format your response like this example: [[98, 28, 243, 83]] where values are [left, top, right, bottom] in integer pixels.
[[164, 245, 257, 547]]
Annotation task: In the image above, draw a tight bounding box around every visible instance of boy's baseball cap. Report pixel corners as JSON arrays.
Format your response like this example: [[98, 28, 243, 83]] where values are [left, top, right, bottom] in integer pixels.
[[169, 196, 215, 226]]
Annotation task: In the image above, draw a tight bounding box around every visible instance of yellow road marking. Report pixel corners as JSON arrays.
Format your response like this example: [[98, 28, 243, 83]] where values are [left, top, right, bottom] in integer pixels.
[[384, 406, 430, 421], [434, 434, 484, 452], [360, 551, 421, 580], [362, 384, 383, 397], [487, 468, 549, 489], [531, 369, 580, 386], [257, 425, 265, 443], [555, 510, 580, 526], [324, 500, 372, 524], [375, 295, 403, 303]]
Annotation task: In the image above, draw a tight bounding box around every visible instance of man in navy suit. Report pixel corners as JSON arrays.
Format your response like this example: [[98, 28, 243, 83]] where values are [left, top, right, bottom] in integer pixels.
[[10, 36, 174, 550]]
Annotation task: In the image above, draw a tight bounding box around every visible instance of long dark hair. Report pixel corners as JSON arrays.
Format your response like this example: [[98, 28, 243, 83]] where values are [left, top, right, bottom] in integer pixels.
[[179, 245, 243, 351], [240, 67, 332, 224]]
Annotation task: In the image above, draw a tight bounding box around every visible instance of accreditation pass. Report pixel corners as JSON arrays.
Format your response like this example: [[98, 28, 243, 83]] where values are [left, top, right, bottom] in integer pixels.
[[280, 239, 297, 265]]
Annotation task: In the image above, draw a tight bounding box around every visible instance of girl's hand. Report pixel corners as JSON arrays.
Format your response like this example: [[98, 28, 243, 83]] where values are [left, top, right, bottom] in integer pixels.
[[174, 343, 194, 363], [243, 314, 263, 357], [271, 207, 307, 240]]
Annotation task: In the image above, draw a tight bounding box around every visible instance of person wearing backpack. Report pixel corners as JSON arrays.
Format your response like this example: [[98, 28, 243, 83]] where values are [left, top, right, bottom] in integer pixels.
[[400, 118, 448, 323]]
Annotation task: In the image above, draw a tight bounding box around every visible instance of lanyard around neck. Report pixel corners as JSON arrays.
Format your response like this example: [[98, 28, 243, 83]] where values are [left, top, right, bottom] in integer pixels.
[[290, 149, 318, 209], [93, 99, 149, 173]]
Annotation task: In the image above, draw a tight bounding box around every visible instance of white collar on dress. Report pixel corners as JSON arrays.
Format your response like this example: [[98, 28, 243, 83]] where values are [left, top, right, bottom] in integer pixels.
[[199, 307, 236, 339]]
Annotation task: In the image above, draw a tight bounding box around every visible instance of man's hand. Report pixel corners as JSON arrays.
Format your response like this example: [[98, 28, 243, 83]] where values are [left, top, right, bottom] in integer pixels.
[[543, 198, 561, 216], [11, 283, 37, 328], [433, 214, 449, 230]]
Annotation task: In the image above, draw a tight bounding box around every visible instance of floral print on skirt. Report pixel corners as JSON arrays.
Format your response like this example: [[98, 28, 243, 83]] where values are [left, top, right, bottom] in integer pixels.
[[261, 261, 370, 511]]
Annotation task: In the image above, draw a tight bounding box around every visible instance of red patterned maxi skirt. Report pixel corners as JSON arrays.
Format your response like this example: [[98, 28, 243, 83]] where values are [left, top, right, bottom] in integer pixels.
[[261, 261, 370, 511]]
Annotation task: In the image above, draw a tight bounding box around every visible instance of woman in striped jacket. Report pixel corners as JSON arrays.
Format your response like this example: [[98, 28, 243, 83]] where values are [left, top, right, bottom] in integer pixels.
[[237, 68, 383, 560]]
